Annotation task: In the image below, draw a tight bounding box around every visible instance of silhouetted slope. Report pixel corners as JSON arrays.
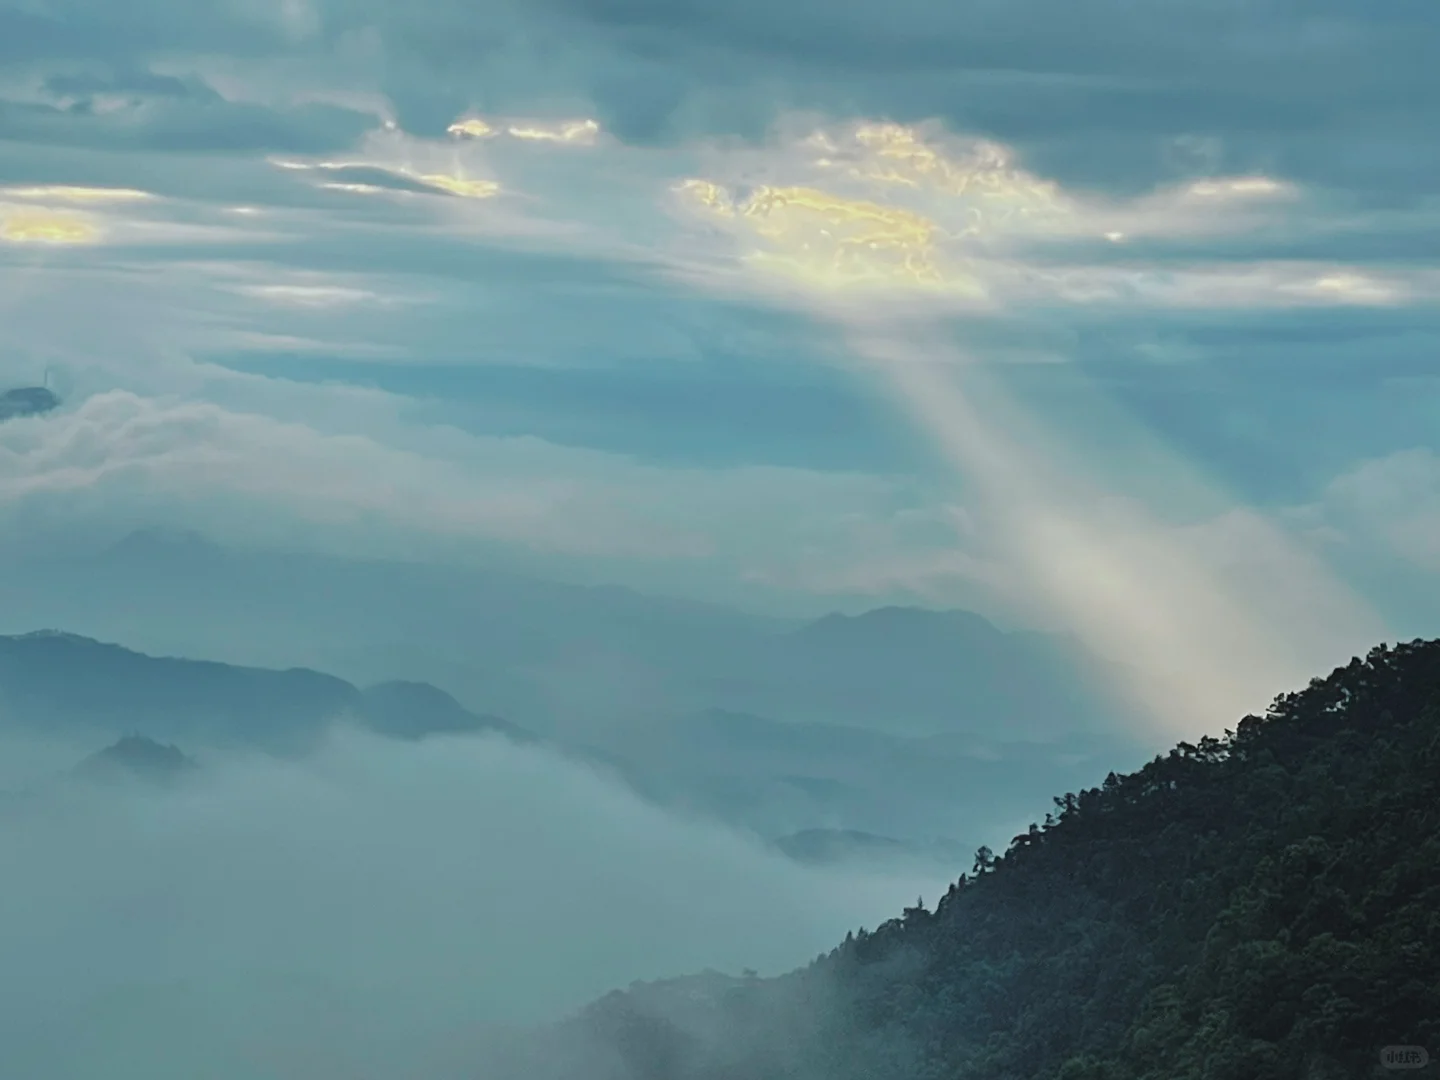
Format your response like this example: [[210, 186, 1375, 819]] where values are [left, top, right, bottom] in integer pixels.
[[548, 638, 1440, 1080], [0, 630, 527, 750], [762, 606, 1131, 737], [356, 679, 531, 743]]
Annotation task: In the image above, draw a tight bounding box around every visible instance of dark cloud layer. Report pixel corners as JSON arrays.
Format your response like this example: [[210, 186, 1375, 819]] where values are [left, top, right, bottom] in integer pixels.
[[495, 0, 1438, 192], [0, 3, 283, 64], [1, 95, 375, 154], [7, 0, 1438, 193]]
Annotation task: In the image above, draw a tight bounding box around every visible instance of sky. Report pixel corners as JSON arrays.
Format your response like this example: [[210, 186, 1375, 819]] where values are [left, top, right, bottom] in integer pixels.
[[0, 0, 1437, 729]]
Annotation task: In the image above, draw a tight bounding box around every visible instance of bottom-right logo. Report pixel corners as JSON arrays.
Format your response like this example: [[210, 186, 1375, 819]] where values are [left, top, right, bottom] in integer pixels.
[[1380, 1045, 1431, 1070]]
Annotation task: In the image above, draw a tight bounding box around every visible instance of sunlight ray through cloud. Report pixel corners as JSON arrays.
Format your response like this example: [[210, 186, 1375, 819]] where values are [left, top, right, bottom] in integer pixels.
[[847, 330, 1386, 734], [665, 117, 1395, 734]]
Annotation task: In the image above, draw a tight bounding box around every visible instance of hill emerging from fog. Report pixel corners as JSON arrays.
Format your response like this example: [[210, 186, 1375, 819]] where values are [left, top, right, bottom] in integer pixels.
[[0, 630, 529, 752], [75, 734, 198, 784], [506, 637, 1440, 1080]]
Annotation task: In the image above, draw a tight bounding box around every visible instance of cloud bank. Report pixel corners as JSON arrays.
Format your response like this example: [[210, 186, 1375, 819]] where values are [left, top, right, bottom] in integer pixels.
[[0, 727, 950, 1079]]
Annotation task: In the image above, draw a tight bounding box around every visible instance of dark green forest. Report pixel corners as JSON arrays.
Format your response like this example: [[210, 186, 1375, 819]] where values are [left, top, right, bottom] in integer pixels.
[[557, 638, 1440, 1080]]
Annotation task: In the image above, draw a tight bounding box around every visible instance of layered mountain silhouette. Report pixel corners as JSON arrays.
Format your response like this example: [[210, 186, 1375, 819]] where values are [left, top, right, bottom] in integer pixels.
[[0, 529, 1138, 742], [0, 626, 1137, 860], [0, 629, 528, 752]]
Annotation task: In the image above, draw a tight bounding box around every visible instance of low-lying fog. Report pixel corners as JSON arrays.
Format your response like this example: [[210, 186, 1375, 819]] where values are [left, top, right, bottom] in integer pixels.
[[0, 728, 955, 1079]]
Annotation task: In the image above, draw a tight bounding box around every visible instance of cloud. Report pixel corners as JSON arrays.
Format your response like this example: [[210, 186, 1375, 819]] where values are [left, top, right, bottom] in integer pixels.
[[664, 118, 1439, 318], [0, 727, 947, 1078], [5, 0, 1438, 199], [229, 282, 392, 307], [0, 58, 377, 154], [1311, 448, 1440, 574], [0, 184, 154, 202], [0, 389, 980, 614], [0, 208, 98, 243], [0, 186, 255, 247], [512, 0, 1440, 192], [449, 115, 602, 145], [0, 389, 702, 558]]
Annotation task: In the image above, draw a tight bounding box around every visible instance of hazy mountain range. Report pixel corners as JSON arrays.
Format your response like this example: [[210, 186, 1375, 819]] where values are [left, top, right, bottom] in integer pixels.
[[0, 529, 1140, 743], [0, 621, 1147, 865], [0, 629, 525, 754]]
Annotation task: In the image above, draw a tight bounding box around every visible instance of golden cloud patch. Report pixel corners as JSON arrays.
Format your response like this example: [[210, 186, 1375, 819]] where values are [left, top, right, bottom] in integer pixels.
[[449, 116, 601, 145], [677, 178, 982, 293], [0, 212, 98, 244], [416, 173, 501, 199]]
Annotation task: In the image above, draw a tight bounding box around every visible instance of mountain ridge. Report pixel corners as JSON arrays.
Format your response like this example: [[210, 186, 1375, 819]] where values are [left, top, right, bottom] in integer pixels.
[[0, 529, 1137, 741], [0, 629, 528, 751]]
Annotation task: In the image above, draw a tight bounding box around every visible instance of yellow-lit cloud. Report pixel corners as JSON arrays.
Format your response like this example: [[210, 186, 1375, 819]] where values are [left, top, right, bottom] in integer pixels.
[[274, 156, 501, 200], [1186, 176, 1289, 199], [827, 123, 1068, 227], [449, 115, 601, 145], [447, 118, 497, 139], [507, 119, 600, 144], [416, 173, 501, 199], [676, 179, 734, 217], [0, 212, 98, 244], [677, 177, 981, 294], [672, 120, 1320, 308], [675, 121, 1079, 298]]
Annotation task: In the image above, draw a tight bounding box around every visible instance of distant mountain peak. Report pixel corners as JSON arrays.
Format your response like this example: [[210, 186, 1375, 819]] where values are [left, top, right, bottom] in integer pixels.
[[0, 629, 533, 752], [106, 527, 222, 559], [801, 605, 1003, 636], [0, 385, 59, 421], [790, 606, 1011, 659], [76, 734, 198, 784], [15, 628, 96, 643]]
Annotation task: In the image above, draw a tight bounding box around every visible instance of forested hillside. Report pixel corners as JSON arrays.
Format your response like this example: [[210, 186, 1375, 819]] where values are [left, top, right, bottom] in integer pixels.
[[550, 638, 1440, 1080]]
